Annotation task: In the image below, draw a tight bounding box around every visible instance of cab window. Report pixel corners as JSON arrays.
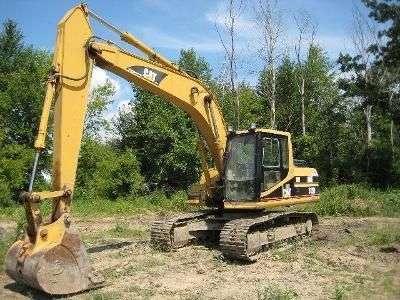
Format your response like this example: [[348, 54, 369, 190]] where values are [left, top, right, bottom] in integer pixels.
[[262, 138, 280, 167]]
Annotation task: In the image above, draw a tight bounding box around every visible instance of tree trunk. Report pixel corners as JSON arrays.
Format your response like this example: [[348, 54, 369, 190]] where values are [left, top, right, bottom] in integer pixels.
[[236, 92, 240, 129], [364, 105, 372, 147], [300, 78, 306, 136], [390, 119, 394, 161], [270, 67, 276, 129], [389, 92, 394, 161]]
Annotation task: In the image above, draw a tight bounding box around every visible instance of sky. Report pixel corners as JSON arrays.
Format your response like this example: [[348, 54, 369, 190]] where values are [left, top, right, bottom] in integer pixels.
[[1, 0, 371, 121]]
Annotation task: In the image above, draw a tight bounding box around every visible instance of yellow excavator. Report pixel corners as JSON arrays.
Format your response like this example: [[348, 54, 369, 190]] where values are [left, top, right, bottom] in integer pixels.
[[5, 4, 320, 295]]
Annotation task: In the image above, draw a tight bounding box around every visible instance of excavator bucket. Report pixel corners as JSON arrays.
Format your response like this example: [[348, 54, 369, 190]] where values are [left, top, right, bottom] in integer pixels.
[[5, 215, 104, 295]]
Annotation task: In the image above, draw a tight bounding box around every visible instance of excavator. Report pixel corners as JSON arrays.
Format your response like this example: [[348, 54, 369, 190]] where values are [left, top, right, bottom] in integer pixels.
[[5, 4, 320, 295]]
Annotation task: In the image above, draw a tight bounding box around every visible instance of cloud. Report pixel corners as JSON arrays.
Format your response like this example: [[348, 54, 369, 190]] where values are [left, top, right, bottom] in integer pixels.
[[206, 10, 255, 33], [90, 67, 121, 95], [105, 99, 132, 122], [90, 66, 133, 116], [205, 3, 257, 39], [90, 67, 134, 140]]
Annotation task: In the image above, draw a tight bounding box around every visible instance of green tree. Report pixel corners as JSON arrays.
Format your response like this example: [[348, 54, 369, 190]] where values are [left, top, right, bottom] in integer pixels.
[[295, 45, 345, 185], [0, 20, 51, 206], [216, 81, 263, 129], [115, 88, 199, 190], [274, 56, 300, 134], [0, 20, 51, 146], [337, 0, 400, 186], [75, 140, 143, 200], [213, 82, 235, 127], [84, 79, 116, 139], [236, 83, 263, 129], [178, 48, 212, 83], [76, 79, 144, 200], [268, 45, 346, 185], [363, 0, 400, 184], [364, 0, 400, 72], [114, 49, 214, 190]]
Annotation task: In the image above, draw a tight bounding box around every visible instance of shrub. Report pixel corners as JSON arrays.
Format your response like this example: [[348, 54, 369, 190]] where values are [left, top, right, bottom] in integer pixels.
[[312, 184, 400, 217], [0, 144, 34, 207], [75, 139, 144, 200]]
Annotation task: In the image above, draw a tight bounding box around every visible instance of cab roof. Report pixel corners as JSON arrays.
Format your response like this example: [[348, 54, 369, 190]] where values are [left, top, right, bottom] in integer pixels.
[[233, 128, 291, 138]]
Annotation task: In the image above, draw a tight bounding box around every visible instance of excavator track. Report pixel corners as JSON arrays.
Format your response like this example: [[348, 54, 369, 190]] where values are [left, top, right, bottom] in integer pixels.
[[220, 211, 318, 261], [150, 211, 211, 250]]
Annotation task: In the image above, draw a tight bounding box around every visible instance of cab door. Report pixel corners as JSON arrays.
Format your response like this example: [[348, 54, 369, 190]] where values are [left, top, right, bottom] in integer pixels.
[[260, 135, 289, 192]]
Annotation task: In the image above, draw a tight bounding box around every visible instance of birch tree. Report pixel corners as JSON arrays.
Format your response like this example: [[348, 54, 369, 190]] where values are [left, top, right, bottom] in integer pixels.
[[351, 7, 379, 147], [254, 0, 284, 129], [293, 12, 317, 136], [215, 0, 244, 129]]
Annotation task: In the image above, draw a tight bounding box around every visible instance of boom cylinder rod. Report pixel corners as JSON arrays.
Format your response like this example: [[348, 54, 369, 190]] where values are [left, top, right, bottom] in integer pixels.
[[197, 139, 211, 188], [28, 77, 56, 192], [87, 8, 180, 72], [205, 97, 220, 140], [86, 8, 123, 35], [28, 151, 40, 193], [120, 32, 180, 71], [34, 80, 56, 150]]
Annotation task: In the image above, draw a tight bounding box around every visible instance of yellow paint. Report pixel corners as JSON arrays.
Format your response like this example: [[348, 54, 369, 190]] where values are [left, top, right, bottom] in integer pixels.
[[30, 215, 66, 255], [30, 190, 66, 201], [8, 4, 324, 295], [293, 182, 319, 188], [34, 81, 56, 149], [120, 32, 180, 72], [224, 195, 319, 209], [259, 131, 319, 198]]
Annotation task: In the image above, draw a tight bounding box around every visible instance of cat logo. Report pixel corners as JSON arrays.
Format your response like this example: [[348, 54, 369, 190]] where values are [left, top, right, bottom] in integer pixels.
[[128, 66, 167, 85]]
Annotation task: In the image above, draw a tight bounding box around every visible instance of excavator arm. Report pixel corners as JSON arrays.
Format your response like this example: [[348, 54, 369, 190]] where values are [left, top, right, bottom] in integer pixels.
[[5, 4, 227, 295], [89, 40, 227, 172]]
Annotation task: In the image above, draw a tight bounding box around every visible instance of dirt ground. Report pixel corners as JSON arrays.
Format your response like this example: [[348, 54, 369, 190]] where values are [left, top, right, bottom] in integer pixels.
[[1, 215, 399, 300]]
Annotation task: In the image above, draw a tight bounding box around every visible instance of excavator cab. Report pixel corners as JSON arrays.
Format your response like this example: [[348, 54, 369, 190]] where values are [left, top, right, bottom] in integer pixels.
[[224, 129, 290, 201], [222, 128, 319, 209]]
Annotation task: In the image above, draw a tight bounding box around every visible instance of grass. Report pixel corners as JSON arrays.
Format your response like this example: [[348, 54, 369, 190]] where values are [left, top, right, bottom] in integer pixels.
[[0, 190, 191, 220], [304, 184, 400, 217], [333, 284, 351, 300], [257, 285, 298, 300], [338, 222, 400, 248], [73, 190, 191, 218], [2, 184, 398, 221], [271, 246, 298, 262], [125, 285, 156, 298], [368, 224, 400, 246], [83, 223, 148, 246], [102, 255, 165, 280], [0, 215, 26, 274], [353, 270, 400, 300], [106, 223, 147, 239]]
